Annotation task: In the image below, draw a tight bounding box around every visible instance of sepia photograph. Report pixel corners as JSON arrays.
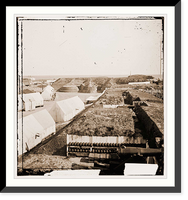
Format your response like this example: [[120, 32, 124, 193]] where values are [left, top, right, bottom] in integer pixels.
[[17, 15, 164, 178]]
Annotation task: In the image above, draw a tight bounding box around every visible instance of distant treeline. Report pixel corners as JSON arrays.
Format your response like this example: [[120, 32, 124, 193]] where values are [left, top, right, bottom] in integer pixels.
[[114, 75, 154, 84]]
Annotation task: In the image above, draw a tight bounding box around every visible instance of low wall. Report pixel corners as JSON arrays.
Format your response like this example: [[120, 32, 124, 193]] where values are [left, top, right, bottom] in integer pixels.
[[103, 105, 119, 108], [128, 81, 150, 85]]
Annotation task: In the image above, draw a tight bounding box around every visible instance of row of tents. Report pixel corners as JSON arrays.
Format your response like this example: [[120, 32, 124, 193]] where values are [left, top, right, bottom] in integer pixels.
[[18, 86, 56, 111], [18, 96, 85, 155]]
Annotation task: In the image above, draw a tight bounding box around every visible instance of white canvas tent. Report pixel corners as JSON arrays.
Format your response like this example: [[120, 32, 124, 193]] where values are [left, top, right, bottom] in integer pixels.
[[42, 85, 55, 101], [29, 92, 44, 107], [22, 94, 36, 111], [17, 109, 56, 155], [32, 109, 56, 139], [64, 96, 84, 115], [18, 114, 44, 155], [49, 100, 74, 123]]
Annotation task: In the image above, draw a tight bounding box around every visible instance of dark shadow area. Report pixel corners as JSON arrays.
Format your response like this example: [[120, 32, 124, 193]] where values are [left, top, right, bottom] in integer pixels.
[[52, 145, 67, 156], [134, 105, 163, 148]]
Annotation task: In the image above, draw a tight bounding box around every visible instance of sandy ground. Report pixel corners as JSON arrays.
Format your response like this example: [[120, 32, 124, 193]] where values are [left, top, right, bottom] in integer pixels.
[[18, 154, 72, 170], [17, 127, 72, 171]]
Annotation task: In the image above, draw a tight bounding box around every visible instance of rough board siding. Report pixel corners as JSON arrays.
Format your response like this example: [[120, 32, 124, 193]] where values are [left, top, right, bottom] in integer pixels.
[[67, 134, 144, 144]]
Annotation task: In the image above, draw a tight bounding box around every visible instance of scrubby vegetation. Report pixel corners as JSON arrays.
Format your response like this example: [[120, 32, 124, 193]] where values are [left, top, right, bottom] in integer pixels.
[[96, 89, 124, 105], [65, 107, 134, 137], [98, 95, 124, 105]]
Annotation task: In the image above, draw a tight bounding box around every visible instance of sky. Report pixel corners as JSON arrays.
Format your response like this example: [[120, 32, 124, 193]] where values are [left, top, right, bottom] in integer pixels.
[[21, 18, 163, 76]]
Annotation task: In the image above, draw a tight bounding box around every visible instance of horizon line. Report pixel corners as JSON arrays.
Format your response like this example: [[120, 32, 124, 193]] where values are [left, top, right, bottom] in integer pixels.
[[23, 74, 160, 77]]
